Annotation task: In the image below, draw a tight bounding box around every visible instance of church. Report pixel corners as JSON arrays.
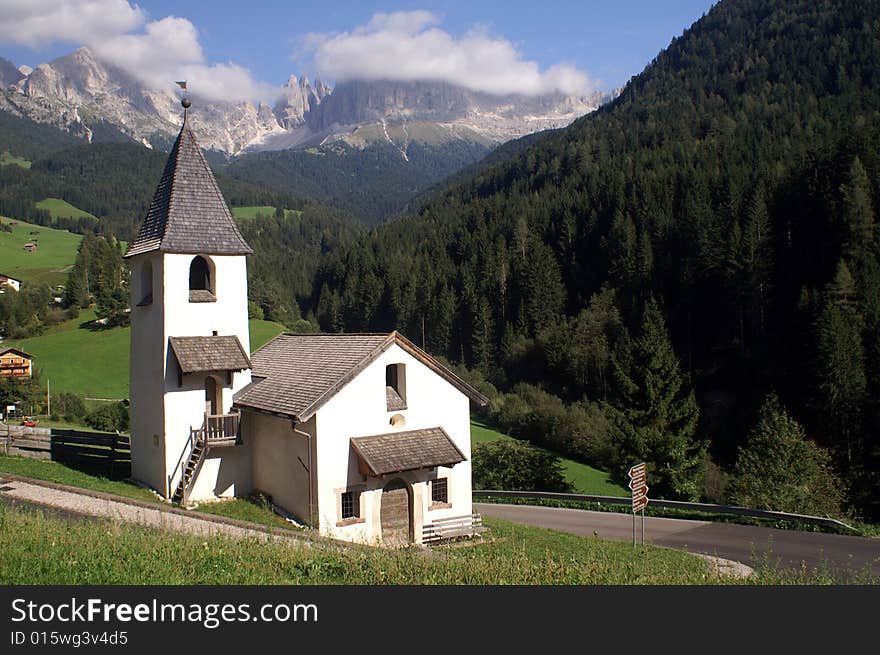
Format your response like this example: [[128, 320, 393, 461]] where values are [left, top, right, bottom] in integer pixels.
[[124, 99, 486, 546]]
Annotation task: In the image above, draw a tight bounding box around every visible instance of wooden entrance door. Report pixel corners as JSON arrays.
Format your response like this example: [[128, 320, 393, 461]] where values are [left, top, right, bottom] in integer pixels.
[[380, 479, 412, 545], [204, 377, 220, 415]]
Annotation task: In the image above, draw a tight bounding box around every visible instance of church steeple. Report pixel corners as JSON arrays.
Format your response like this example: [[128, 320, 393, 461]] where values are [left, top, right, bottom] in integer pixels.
[[125, 98, 252, 259]]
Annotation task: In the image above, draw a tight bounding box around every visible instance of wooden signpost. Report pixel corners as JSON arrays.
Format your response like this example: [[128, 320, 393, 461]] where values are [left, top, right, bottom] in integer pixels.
[[628, 462, 649, 546]]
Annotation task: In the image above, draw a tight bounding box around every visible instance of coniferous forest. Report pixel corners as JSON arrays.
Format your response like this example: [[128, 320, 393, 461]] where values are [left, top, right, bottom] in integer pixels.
[[289, 0, 880, 518]]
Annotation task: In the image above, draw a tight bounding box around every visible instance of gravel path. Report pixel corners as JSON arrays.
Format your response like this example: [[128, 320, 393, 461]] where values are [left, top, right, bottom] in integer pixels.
[[0, 476, 309, 546]]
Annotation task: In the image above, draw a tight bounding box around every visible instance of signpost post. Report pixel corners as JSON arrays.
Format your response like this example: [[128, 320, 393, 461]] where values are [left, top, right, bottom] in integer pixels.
[[628, 462, 649, 546]]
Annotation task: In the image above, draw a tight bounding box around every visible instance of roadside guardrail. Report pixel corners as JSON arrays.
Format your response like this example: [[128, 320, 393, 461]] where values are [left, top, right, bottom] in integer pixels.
[[473, 489, 859, 532]]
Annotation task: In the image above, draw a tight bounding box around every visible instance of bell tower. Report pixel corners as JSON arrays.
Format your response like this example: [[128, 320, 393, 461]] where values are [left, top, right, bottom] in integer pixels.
[[125, 97, 253, 501]]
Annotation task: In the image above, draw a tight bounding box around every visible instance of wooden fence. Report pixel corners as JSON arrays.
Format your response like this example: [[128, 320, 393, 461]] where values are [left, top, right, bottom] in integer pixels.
[[0, 424, 131, 478]]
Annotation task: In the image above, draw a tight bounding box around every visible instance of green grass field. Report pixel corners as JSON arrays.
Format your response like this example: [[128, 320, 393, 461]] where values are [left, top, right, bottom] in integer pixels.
[[231, 206, 303, 221], [471, 420, 628, 496], [249, 318, 286, 350], [0, 217, 82, 285], [0, 151, 31, 168], [0, 503, 720, 585], [5, 310, 287, 399], [35, 198, 98, 221], [0, 455, 156, 502]]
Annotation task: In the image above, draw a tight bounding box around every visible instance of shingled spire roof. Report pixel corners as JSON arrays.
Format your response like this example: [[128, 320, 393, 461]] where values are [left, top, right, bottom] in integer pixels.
[[124, 108, 252, 258]]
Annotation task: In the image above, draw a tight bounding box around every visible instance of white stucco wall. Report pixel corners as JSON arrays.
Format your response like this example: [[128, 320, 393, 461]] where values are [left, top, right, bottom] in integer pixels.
[[248, 412, 314, 522], [129, 251, 252, 499], [129, 251, 166, 493], [313, 343, 473, 545]]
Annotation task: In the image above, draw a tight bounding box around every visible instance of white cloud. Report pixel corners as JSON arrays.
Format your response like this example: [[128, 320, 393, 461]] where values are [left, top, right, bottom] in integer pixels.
[[0, 0, 145, 49], [91, 16, 276, 102], [0, 1, 274, 102], [299, 11, 592, 97]]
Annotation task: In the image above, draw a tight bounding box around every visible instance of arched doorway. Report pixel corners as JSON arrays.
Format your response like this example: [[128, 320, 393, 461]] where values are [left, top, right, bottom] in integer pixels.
[[204, 376, 220, 416], [380, 478, 412, 545]]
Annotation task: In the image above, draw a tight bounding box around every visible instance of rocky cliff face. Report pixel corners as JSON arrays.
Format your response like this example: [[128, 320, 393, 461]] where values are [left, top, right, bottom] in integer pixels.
[[0, 57, 24, 88], [0, 47, 606, 155]]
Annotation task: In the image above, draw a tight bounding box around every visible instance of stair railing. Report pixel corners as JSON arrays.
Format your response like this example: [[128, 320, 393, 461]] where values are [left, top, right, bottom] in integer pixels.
[[167, 429, 197, 499]]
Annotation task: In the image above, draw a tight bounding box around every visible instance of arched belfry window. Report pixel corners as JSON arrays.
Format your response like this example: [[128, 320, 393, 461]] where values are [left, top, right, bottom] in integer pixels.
[[189, 255, 216, 302]]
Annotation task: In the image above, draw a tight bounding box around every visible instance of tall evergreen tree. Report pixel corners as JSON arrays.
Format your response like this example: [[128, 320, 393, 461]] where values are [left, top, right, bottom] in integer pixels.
[[727, 393, 844, 516], [815, 260, 866, 466], [605, 298, 704, 499]]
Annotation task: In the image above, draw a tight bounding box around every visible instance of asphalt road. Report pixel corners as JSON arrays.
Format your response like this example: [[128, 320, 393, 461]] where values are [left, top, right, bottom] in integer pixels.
[[476, 503, 880, 576]]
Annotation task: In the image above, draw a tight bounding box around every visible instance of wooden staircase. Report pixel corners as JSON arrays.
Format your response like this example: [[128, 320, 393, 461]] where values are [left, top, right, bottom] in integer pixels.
[[167, 412, 240, 505], [171, 432, 207, 505]]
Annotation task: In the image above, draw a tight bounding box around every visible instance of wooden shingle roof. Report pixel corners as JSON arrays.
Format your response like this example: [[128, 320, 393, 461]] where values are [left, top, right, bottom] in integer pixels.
[[350, 427, 466, 476], [233, 331, 488, 422], [169, 336, 251, 374], [124, 114, 252, 258]]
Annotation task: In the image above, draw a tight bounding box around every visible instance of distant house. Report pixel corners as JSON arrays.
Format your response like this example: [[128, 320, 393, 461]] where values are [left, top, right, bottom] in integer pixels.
[[22, 242, 37, 252], [0, 274, 21, 293], [0, 348, 35, 378]]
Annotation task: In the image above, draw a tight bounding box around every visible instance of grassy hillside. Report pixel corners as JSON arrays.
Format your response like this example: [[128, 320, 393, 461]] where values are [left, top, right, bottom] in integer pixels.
[[0, 504, 720, 585], [0, 151, 30, 168], [0, 216, 81, 285], [5, 311, 286, 399], [36, 197, 98, 221], [471, 420, 628, 496], [6, 309, 129, 399], [231, 206, 303, 221], [248, 318, 286, 350]]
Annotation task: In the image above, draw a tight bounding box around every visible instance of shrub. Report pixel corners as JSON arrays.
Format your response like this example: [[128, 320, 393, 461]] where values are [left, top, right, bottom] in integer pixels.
[[85, 401, 129, 433], [472, 440, 572, 493], [51, 392, 86, 420]]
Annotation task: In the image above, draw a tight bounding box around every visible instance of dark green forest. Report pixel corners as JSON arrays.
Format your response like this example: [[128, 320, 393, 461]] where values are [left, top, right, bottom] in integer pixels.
[[223, 139, 492, 225], [288, 0, 880, 518]]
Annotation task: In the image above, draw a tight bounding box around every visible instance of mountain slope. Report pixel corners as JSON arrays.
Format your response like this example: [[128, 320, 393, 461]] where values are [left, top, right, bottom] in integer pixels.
[[301, 0, 880, 515], [224, 138, 492, 224]]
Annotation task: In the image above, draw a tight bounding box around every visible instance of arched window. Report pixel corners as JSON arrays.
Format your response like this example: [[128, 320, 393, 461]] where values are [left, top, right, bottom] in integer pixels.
[[189, 255, 216, 302], [137, 260, 153, 306]]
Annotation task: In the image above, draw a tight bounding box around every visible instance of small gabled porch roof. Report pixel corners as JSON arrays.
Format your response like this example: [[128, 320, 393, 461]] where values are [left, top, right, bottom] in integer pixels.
[[350, 427, 466, 477]]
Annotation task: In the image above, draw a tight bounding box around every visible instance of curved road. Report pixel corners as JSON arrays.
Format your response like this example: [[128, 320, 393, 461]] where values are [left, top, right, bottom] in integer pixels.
[[476, 503, 880, 576]]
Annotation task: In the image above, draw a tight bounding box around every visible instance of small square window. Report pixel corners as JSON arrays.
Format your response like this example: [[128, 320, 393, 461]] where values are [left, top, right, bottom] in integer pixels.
[[341, 491, 360, 520], [431, 478, 448, 504]]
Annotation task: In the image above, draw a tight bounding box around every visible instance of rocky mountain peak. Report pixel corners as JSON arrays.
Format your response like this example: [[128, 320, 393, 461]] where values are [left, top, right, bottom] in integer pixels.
[[0, 45, 606, 155]]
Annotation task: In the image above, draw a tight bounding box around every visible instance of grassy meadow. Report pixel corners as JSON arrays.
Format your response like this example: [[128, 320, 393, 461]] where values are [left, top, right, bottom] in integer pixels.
[[231, 206, 303, 221], [5, 309, 286, 399], [0, 151, 31, 168], [471, 420, 628, 496], [35, 197, 98, 221], [0, 216, 82, 285], [0, 502, 722, 585]]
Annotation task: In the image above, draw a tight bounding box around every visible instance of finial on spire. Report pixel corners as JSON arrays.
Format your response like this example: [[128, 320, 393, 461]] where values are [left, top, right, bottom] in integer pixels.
[[176, 81, 190, 119]]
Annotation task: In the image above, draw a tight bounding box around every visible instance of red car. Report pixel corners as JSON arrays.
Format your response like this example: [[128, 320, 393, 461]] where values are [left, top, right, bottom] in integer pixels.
[[22, 417, 38, 427]]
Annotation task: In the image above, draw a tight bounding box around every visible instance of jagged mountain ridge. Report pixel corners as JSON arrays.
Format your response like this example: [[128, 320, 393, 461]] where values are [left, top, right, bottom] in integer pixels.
[[0, 46, 606, 156]]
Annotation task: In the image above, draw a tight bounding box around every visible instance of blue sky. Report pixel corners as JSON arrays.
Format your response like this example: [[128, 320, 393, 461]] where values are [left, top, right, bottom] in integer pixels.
[[0, 1, 717, 96]]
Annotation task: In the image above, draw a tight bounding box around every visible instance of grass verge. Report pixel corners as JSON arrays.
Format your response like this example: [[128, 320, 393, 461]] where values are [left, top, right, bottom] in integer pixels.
[[0, 504, 724, 585], [0, 455, 155, 502]]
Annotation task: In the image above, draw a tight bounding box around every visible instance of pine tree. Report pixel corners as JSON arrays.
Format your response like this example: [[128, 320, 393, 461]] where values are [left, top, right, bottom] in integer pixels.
[[605, 298, 704, 499], [727, 393, 844, 516], [816, 260, 866, 466], [840, 157, 875, 264]]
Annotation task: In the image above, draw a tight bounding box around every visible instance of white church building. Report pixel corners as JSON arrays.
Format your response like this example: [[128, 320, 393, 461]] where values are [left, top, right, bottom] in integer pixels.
[[125, 100, 486, 545]]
